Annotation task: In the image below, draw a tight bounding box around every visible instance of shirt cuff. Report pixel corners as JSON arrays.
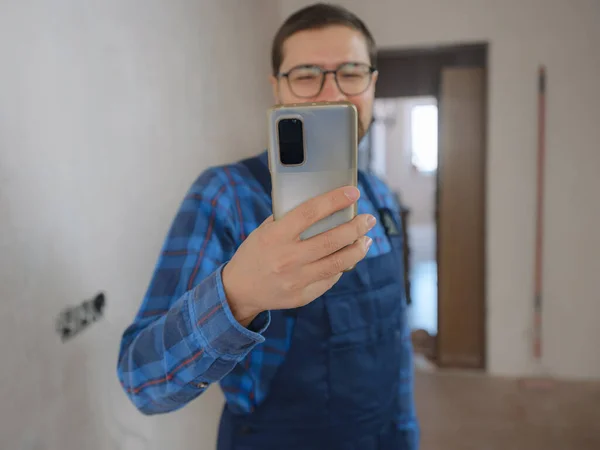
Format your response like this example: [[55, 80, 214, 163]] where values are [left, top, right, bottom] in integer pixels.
[[247, 310, 270, 333], [188, 264, 270, 357]]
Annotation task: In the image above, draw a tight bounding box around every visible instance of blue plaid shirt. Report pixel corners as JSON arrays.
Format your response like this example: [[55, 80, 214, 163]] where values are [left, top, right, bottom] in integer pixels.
[[117, 151, 404, 415]]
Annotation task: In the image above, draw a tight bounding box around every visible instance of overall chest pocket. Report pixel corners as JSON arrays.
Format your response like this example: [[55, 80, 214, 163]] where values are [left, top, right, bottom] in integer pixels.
[[324, 232, 407, 347], [324, 281, 405, 349], [323, 234, 409, 431]]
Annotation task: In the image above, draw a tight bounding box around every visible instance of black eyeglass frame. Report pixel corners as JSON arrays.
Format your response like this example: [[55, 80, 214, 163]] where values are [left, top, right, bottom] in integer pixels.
[[277, 62, 378, 98]]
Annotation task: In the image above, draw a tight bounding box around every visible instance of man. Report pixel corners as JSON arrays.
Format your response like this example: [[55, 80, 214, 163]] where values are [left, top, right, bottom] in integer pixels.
[[117, 3, 419, 449]]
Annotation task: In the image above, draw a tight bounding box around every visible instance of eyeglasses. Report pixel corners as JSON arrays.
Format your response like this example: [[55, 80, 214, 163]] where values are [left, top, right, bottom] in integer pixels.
[[278, 62, 377, 98]]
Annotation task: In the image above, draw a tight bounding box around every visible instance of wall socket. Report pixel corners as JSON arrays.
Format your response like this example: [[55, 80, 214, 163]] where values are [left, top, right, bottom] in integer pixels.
[[55, 292, 106, 341]]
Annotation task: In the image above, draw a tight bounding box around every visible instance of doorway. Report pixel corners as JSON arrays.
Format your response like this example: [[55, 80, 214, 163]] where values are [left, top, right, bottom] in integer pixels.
[[372, 96, 438, 339], [368, 43, 488, 370]]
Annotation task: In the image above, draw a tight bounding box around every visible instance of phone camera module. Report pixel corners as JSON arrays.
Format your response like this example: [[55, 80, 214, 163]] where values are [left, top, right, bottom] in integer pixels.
[[278, 118, 305, 165]]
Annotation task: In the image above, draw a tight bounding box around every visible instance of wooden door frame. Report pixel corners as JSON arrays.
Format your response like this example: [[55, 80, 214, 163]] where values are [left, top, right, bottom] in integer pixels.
[[373, 42, 489, 370]]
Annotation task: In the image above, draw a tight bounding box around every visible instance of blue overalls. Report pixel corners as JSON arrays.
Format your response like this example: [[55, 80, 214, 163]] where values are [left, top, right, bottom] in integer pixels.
[[217, 156, 419, 450]]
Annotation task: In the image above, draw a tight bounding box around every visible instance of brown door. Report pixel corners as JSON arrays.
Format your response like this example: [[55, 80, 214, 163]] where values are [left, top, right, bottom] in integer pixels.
[[436, 67, 486, 369]]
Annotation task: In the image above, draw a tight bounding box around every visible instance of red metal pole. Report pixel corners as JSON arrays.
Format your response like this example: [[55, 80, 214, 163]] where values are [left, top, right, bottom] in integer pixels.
[[533, 66, 546, 361]]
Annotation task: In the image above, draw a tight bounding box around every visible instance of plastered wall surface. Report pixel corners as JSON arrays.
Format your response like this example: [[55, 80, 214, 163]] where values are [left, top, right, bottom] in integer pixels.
[[0, 1, 279, 449]]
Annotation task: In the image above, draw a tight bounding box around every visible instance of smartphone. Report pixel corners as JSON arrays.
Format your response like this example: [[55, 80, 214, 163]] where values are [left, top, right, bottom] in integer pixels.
[[267, 101, 358, 241]]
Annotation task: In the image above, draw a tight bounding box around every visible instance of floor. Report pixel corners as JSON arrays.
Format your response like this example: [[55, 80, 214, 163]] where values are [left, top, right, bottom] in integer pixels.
[[413, 367, 600, 449], [405, 224, 600, 448]]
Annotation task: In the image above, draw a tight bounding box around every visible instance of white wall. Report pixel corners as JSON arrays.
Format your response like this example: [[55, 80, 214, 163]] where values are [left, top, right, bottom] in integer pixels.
[[281, 0, 600, 380], [0, 1, 279, 449]]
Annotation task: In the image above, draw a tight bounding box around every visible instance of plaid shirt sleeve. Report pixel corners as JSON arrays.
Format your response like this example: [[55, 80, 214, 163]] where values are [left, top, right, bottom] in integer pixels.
[[117, 167, 271, 415]]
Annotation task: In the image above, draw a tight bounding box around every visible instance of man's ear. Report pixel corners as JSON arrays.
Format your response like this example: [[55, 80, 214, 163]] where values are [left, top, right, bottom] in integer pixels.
[[269, 74, 281, 104]]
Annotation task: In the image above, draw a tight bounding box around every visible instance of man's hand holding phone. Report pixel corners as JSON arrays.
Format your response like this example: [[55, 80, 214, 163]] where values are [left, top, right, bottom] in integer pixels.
[[222, 185, 376, 327]]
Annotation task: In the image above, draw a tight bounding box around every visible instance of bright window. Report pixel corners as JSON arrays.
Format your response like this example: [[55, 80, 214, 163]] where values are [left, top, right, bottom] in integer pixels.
[[410, 104, 438, 173]]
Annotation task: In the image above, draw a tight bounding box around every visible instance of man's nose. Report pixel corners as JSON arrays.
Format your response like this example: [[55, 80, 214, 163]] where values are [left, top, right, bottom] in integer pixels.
[[315, 73, 346, 102]]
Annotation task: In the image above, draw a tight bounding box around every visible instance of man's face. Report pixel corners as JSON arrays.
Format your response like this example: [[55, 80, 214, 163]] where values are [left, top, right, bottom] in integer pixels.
[[270, 25, 377, 138]]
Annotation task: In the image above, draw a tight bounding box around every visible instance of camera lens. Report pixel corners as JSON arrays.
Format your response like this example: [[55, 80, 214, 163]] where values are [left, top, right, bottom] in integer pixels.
[[278, 118, 304, 165]]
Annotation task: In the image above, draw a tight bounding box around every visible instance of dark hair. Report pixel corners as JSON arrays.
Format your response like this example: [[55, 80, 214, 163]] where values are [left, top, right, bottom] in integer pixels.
[[271, 3, 377, 76]]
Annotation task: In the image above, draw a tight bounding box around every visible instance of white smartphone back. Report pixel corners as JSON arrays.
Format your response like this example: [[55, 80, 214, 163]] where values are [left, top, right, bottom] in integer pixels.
[[267, 101, 358, 240]]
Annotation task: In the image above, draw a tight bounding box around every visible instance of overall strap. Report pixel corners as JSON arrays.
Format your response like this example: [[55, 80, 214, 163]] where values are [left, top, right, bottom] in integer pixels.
[[240, 155, 271, 195], [358, 171, 384, 212], [359, 171, 402, 238]]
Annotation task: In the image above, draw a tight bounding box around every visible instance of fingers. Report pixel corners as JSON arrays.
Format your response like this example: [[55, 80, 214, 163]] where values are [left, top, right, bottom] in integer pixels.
[[303, 235, 372, 283], [278, 186, 360, 239], [297, 213, 376, 264]]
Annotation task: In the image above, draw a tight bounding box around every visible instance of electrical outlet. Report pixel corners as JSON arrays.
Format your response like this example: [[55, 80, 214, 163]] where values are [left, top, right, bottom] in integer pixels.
[[56, 292, 105, 341]]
